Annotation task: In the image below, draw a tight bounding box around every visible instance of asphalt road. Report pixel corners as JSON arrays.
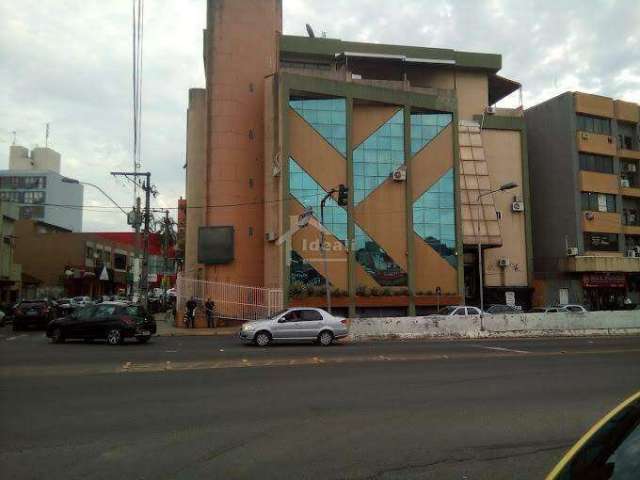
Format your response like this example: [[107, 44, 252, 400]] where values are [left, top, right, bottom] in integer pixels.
[[1, 326, 640, 480]]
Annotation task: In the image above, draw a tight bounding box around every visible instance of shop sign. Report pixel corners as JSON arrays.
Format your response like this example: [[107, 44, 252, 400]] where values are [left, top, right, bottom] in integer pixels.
[[582, 273, 626, 288]]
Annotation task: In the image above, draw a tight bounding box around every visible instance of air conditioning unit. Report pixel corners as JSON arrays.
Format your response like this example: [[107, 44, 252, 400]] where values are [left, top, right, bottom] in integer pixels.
[[511, 201, 524, 212], [626, 163, 637, 172], [621, 178, 631, 188], [567, 247, 579, 256], [584, 211, 595, 221], [392, 167, 406, 182], [627, 250, 637, 258], [485, 106, 496, 115], [265, 231, 278, 242], [634, 246, 640, 254], [581, 132, 589, 140], [498, 258, 510, 268]]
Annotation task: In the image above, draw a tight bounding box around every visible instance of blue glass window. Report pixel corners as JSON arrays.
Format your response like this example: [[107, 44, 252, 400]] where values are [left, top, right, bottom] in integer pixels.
[[413, 169, 457, 267], [290, 250, 326, 287], [410, 112, 452, 155], [288, 157, 347, 242], [289, 98, 346, 156], [353, 109, 404, 204], [354, 225, 407, 286]]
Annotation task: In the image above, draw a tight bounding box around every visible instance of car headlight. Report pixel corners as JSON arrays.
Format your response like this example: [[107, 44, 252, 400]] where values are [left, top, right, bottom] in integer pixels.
[[242, 323, 253, 331]]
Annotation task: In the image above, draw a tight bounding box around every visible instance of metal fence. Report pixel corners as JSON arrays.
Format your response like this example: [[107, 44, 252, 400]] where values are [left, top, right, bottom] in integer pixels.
[[175, 274, 283, 322]]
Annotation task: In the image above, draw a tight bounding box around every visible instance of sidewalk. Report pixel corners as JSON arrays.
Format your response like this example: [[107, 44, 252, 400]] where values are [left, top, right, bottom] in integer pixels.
[[154, 312, 240, 337]]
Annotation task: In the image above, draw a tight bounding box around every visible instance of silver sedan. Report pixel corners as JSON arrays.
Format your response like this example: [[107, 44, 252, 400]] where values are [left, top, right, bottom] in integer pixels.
[[239, 308, 349, 346]]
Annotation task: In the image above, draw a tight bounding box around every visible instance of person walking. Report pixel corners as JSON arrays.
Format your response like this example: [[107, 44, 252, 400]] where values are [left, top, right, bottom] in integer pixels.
[[205, 298, 216, 328], [185, 297, 197, 328]]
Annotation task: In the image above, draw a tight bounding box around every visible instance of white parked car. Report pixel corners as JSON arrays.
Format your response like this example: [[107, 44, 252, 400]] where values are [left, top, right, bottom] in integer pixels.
[[555, 304, 588, 313], [71, 296, 93, 307], [437, 306, 483, 316], [239, 308, 349, 346]]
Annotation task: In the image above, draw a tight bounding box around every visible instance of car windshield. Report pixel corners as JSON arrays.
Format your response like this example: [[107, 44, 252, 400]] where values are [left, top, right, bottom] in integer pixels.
[[438, 306, 458, 315], [554, 396, 640, 479], [268, 309, 288, 320]]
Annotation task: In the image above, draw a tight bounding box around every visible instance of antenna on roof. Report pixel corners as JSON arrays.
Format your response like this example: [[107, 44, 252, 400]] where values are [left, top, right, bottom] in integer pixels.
[[11, 131, 17, 145], [45, 122, 50, 148], [305, 23, 315, 38]]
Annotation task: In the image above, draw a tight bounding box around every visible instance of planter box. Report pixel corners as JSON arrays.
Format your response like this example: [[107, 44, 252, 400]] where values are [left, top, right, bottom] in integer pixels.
[[289, 294, 462, 308]]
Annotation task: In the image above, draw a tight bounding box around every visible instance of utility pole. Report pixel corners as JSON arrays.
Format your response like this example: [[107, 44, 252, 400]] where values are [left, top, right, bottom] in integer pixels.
[[112, 171, 155, 307], [161, 209, 171, 310]]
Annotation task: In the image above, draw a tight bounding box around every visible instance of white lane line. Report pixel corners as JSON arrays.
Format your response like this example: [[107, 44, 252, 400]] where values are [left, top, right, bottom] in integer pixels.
[[6, 336, 17, 341], [474, 345, 531, 354]]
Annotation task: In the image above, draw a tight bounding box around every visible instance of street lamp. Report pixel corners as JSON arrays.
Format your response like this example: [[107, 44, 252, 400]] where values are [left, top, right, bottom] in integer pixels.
[[476, 181, 518, 327], [60, 177, 129, 217]]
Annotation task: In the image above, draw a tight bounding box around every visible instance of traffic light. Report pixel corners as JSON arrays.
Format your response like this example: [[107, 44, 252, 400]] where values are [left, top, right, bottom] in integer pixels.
[[337, 184, 349, 206]]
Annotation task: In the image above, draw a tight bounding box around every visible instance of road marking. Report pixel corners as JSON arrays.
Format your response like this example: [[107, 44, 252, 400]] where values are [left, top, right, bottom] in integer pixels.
[[474, 345, 530, 354], [6, 336, 17, 341], [164, 350, 178, 353]]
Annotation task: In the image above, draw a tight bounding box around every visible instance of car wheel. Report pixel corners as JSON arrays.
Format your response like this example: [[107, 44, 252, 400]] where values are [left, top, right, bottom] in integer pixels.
[[318, 330, 334, 346], [106, 328, 123, 345], [254, 331, 271, 347], [51, 328, 65, 344], [136, 336, 150, 344]]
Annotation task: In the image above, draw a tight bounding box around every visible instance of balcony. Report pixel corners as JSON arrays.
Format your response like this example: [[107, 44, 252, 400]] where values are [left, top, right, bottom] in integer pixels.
[[581, 211, 622, 234], [622, 204, 640, 235], [614, 100, 639, 123], [618, 148, 640, 161], [574, 92, 614, 118], [579, 170, 619, 195], [564, 255, 640, 273], [620, 160, 640, 196], [576, 131, 616, 156]]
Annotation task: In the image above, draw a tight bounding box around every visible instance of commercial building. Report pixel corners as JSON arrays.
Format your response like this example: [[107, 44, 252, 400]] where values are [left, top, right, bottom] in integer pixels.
[[183, 0, 532, 316], [526, 92, 640, 309], [14, 222, 176, 299], [0, 145, 83, 231], [0, 201, 22, 303]]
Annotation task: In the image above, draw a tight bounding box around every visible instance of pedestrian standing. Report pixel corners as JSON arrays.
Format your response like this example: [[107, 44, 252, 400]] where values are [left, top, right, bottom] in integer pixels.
[[205, 298, 216, 328], [185, 297, 197, 328]]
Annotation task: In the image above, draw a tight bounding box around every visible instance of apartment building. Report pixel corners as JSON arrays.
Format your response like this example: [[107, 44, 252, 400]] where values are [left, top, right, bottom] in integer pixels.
[[184, 0, 532, 316], [0, 201, 21, 302], [0, 145, 83, 231], [526, 92, 640, 309]]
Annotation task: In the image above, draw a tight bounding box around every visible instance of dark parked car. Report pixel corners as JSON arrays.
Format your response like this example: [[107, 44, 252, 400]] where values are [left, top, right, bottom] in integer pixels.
[[46, 302, 156, 345], [13, 299, 56, 330]]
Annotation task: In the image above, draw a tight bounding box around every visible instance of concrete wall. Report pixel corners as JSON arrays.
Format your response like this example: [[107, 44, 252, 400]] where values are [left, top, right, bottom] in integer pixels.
[[9, 146, 61, 173], [482, 129, 528, 287], [455, 71, 489, 120], [43, 171, 83, 231], [202, 0, 282, 287], [525, 93, 580, 275], [184, 88, 207, 278], [348, 310, 640, 340]]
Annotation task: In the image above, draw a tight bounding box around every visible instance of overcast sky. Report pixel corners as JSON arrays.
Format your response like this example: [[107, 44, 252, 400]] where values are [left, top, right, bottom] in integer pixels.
[[1, 0, 639, 232]]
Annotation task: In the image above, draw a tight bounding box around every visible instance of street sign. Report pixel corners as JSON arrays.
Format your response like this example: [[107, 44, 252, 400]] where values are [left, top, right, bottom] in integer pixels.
[[505, 291, 515, 306], [99, 266, 109, 281]]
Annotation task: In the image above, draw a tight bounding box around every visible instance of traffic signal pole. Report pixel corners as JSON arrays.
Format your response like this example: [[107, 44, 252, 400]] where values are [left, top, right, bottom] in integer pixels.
[[319, 184, 348, 315]]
